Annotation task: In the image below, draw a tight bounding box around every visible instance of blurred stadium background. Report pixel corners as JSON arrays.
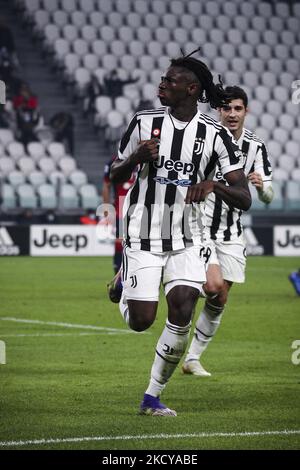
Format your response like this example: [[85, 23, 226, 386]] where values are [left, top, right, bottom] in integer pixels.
[[0, 0, 300, 452]]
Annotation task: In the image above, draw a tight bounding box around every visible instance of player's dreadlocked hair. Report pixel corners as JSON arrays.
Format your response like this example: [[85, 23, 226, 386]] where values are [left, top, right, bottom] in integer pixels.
[[170, 48, 229, 109]]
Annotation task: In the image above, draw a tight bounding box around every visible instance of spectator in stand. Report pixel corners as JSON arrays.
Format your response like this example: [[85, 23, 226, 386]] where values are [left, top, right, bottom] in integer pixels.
[[83, 74, 103, 117], [0, 18, 19, 84], [49, 111, 74, 155], [103, 70, 139, 102], [13, 82, 42, 147]]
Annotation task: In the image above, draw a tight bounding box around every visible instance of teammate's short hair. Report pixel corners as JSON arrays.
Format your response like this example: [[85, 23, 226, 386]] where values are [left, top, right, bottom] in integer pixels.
[[170, 48, 230, 109], [223, 86, 248, 108]]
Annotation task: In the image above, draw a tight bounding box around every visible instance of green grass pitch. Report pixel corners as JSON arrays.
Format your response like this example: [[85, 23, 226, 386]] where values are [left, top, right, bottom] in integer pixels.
[[0, 256, 299, 450]]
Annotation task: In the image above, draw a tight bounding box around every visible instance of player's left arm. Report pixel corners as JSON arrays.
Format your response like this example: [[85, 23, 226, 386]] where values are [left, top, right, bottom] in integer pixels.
[[248, 143, 274, 204], [185, 169, 251, 210]]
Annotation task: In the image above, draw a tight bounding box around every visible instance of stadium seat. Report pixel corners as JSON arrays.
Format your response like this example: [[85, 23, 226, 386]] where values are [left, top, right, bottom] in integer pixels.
[[116, 0, 131, 14], [118, 26, 134, 43], [59, 183, 79, 208], [273, 167, 289, 182], [0, 157, 15, 176], [58, 156, 77, 176], [18, 157, 36, 176], [78, 0, 94, 14], [0, 129, 14, 146], [68, 170, 88, 188], [273, 86, 289, 103], [249, 183, 266, 211], [260, 113, 276, 132], [7, 170, 25, 187], [1, 184, 16, 209], [268, 16, 284, 33], [61, 0, 77, 13], [17, 183, 38, 208], [110, 40, 126, 58], [54, 38, 70, 65], [273, 127, 289, 144], [37, 183, 57, 208], [232, 15, 249, 31], [267, 140, 283, 161], [79, 184, 100, 209], [256, 2, 272, 18], [48, 171, 66, 186], [261, 71, 277, 88], [275, 2, 290, 19], [285, 141, 300, 159], [162, 14, 178, 30], [73, 39, 89, 57], [28, 171, 47, 188], [291, 168, 300, 182], [278, 154, 296, 173], [219, 43, 236, 60], [136, 26, 152, 44], [180, 14, 196, 30], [74, 68, 91, 96], [91, 40, 108, 57], [89, 11, 106, 28], [144, 13, 160, 30], [105, 110, 125, 144], [39, 157, 57, 176], [278, 114, 295, 133], [269, 181, 284, 210], [62, 24, 79, 42], [41, 0, 59, 13], [134, 0, 148, 15], [33, 9, 50, 35], [152, 0, 167, 15], [107, 11, 123, 28], [213, 57, 228, 75], [82, 53, 99, 72], [222, 1, 238, 16], [248, 99, 264, 117], [94, 96, 113, 127], [52, 10, 68, 28], [6, 142, 25, 161], [245, 29, 260, 47], [285, 181, 300, 210], [126, 12, 142, 29], [70, 10, 86, 28], [187, 1, 202, 16], [63, 53, 80, 80], [47, 142, 66, 162], [239, 2, 255, 17]]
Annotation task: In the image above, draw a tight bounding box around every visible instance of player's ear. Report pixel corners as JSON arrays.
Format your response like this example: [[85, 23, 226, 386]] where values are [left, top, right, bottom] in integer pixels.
[[188, 82, 200, 97]]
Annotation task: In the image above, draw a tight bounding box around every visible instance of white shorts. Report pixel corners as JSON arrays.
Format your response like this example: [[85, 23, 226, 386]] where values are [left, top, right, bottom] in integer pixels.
[[207, 236, 247, 283], [122, 245, 211, 301]]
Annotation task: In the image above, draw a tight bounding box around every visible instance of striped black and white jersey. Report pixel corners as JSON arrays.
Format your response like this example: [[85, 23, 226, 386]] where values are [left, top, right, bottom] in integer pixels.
[[118, 107, 244, 253], [205, 127, 273, 242]]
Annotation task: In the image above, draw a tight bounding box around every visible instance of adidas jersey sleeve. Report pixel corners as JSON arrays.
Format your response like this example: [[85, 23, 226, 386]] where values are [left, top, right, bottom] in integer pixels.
[[214, 126, 244, 176], [118, 114, 140, 162], [254, 142, 273, 203]]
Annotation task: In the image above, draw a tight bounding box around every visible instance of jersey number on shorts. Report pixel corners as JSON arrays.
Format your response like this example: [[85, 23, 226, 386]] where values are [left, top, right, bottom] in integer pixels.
[[199, 246, 212, 265]]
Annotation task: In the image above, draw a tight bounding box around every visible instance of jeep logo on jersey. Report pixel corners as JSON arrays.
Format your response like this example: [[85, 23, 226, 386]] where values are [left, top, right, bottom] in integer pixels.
[[194, 138, 205, 156], [153, 156, 195, 175]]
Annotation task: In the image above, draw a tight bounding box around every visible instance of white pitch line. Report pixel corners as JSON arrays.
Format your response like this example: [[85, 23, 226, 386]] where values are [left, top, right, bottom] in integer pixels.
[[0, 332, 124, 338], [0, 430, 299, 448], [0, 316, 138, 334]]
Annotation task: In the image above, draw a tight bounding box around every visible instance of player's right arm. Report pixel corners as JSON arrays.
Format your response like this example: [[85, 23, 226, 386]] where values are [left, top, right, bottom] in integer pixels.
[[110, 139, 159, 183]]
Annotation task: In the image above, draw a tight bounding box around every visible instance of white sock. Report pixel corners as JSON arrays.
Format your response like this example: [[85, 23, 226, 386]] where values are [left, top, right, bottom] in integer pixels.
[[145, 320, 191, 397], [185, 300, 224, 362], [119, 291, 130, 326]]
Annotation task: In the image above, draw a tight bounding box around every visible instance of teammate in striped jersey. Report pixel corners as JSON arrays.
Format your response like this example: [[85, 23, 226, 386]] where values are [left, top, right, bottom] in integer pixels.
[[183, 86, 273, 377], [110, 53, 252, 416]]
